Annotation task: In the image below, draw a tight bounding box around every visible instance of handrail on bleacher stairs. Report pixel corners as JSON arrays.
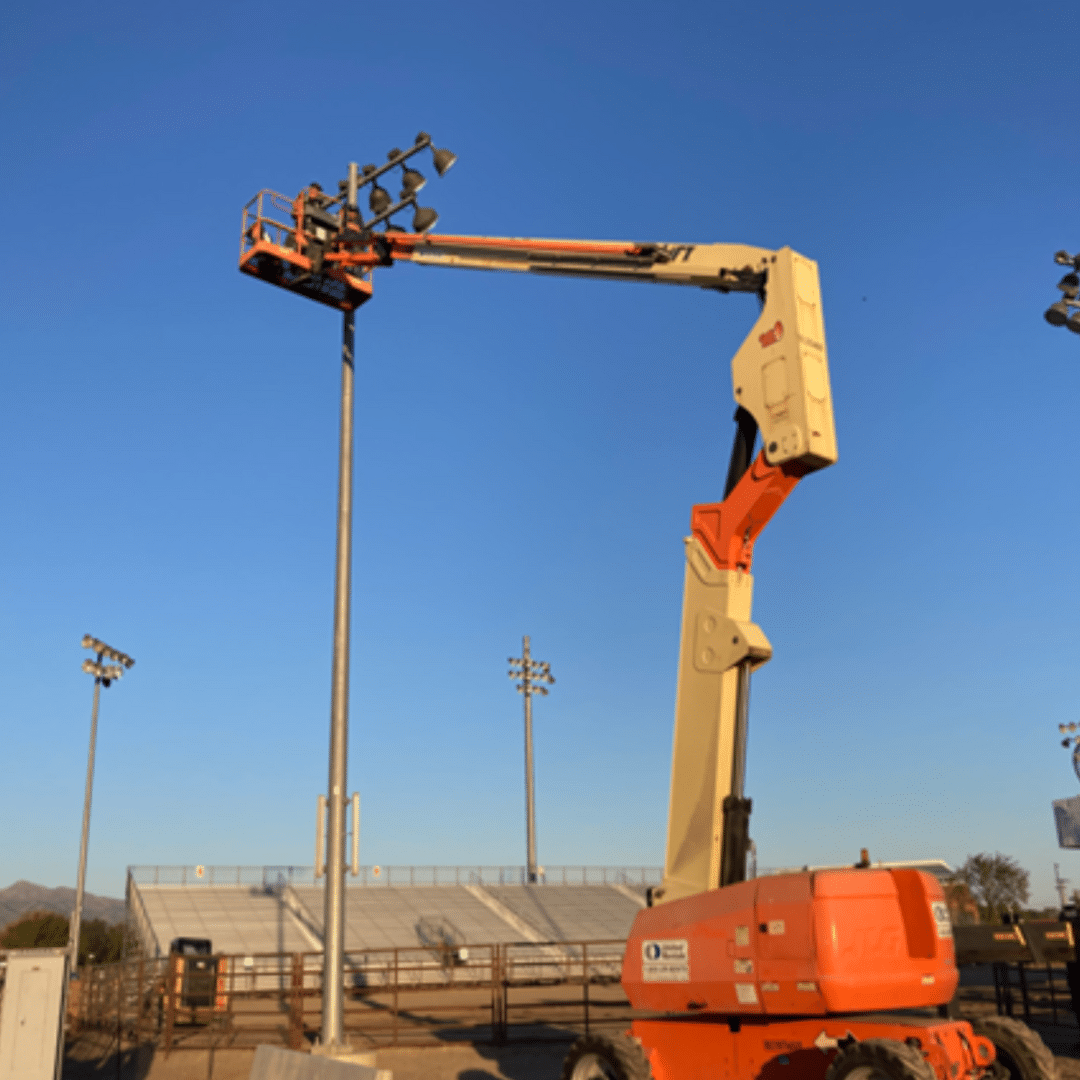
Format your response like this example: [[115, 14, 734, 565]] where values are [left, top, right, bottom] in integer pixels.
[[127, 865, 663, 887]]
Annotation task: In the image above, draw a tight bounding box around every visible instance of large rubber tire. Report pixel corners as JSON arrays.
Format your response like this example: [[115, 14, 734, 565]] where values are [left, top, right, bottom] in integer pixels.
[[969, 1016, 1058, 1080], [825, 1038, 937, 1080], [560, 1033, 652, 1080]]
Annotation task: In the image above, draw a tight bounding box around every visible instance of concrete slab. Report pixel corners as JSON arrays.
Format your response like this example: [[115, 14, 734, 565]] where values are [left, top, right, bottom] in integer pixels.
[[248, 1044, 379, 1079]]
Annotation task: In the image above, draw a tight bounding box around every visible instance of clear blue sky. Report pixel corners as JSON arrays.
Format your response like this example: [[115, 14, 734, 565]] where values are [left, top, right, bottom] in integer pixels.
[[2, 1, 1078, 908]]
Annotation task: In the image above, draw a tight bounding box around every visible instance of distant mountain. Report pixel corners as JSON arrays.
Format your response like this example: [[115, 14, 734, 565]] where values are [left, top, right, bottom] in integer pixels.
[[0, 881, 126, 931]]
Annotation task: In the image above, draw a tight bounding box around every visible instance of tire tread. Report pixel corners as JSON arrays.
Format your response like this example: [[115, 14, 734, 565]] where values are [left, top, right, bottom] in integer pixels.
[[825, 1037, 938, 1080], [968, 1016, 1058, 1080], [560, 1033, 652, 1080]]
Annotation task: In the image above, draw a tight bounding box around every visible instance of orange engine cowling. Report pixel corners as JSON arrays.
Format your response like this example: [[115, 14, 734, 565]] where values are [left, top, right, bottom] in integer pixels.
[[623, 868, 957, 1016]]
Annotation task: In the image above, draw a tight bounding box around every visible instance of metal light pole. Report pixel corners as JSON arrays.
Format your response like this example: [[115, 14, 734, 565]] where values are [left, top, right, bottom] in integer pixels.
[[508, 637, 554, 884], [237, 135, 456, 1052], [321, 160, 359, 1051], [71, 635, 134, 973]]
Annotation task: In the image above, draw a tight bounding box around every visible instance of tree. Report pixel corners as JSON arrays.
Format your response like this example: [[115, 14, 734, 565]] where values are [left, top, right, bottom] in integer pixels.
[[0, 912, 133, 964], [952, 853, 1030, 923], [942, 879, 980, 924], [0, 910, 69, 950]]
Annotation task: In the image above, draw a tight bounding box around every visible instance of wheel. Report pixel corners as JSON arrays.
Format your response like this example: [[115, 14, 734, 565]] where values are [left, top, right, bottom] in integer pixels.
[[560, 1033, 652, 1080], [968, 1017, 1058, 1080], [825, 1039, 936, 1080]]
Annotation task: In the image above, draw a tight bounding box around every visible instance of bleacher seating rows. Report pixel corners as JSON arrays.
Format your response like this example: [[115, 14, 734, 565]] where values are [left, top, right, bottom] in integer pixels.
[[130, 880, 647, 957]]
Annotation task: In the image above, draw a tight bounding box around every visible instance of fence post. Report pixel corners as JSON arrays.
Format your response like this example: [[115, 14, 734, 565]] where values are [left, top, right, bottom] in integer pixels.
[[491, 945, 506, 1045], [288, 953, 304, 1049], [490, 946, 498, 1042], [136, 958, 145, 1047], [1017, 963, 1031, 1024], [582, 943, 590, 1036], [164, 957, 177, 1056], [501, 948, 509, 1044], [392, 949, 400, 1046], [116, 963, 124, 1076]]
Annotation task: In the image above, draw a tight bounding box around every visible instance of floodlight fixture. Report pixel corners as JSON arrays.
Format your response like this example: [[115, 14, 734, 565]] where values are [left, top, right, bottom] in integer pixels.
[[412, 205, 439, 233], [1046, 251, 1080, 332], [432, 145, 457, 177], [1046, 301, 1070, 327], [400, 166, 427, 197], [369, 183, 392, 216], [81, 634, 135, 669]]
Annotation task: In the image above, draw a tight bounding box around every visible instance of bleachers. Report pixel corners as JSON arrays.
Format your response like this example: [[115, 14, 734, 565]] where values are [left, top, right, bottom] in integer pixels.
[[289, 885, 531, 950], [134, 886, 316, 956], [486, 885, 643, 942], [127, 866, 660, 959]]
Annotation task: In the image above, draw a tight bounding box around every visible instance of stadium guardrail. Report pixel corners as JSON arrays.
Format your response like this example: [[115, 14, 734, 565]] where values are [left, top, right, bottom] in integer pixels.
[[127, 865, 663, 887]]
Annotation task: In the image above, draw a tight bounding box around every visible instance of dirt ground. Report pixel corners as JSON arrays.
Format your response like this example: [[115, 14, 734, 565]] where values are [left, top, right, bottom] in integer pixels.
[[61, 1012, 1080, 1080], [62, 1031, 575, 1080]]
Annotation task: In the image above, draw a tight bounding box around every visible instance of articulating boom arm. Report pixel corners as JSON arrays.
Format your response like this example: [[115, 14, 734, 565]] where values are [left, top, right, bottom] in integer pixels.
[[390, 234, 840, 903], [238, 204, 839, 903]]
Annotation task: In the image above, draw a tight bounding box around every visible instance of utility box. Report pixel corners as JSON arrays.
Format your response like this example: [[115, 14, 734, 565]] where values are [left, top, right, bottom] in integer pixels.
[[0, 947, 69, 1080]]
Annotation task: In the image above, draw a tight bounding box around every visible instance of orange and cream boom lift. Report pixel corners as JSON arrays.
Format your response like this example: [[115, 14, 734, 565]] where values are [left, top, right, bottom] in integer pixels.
[[239, 170, 1052, 1080]]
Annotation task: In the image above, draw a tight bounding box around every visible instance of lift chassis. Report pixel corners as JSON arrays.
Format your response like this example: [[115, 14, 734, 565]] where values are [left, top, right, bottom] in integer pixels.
[[239, 186, 1055, 1080]]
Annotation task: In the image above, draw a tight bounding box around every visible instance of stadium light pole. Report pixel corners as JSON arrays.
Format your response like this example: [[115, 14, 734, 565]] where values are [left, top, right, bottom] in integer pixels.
[[508, 636, 554, 884], [321, 159, 360, 1053], [318, 139, 454, 1053], [236, 133, 456, 1053], [71, 635, 134, 974]]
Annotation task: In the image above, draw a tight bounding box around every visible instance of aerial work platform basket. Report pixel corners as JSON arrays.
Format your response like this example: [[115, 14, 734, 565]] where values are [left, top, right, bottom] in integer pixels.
[[239, 189, 375, 311]]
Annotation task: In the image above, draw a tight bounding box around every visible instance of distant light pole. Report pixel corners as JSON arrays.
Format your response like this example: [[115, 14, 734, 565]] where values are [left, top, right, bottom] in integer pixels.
[[508, 636, 554, 884], [71, 635, 134, 973], [1056, 863, 1070, 908]]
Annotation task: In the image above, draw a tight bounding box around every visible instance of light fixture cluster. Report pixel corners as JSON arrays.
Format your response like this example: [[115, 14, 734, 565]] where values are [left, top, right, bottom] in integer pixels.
[[1045, 251, 1080, 333], [338, 131, 456, 235], [81, 634, 135, 686], [1061, 721, 1080, 748], [508, 654, 555, 697]]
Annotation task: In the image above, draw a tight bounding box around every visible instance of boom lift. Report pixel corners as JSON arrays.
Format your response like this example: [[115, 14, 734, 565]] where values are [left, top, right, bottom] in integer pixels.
[[239, 185, 1056, 1080]]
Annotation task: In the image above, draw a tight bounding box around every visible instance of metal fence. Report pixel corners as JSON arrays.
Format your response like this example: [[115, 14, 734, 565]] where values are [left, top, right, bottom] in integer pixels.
[[73, 938, 635, 1057], [127, 865, 662, 888]]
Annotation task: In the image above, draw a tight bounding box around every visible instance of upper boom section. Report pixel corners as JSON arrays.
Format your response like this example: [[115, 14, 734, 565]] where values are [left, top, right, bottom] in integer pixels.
[[387, 234, 837, 473], [238, 189, 837, 473], [385, 234, 770, 292]]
